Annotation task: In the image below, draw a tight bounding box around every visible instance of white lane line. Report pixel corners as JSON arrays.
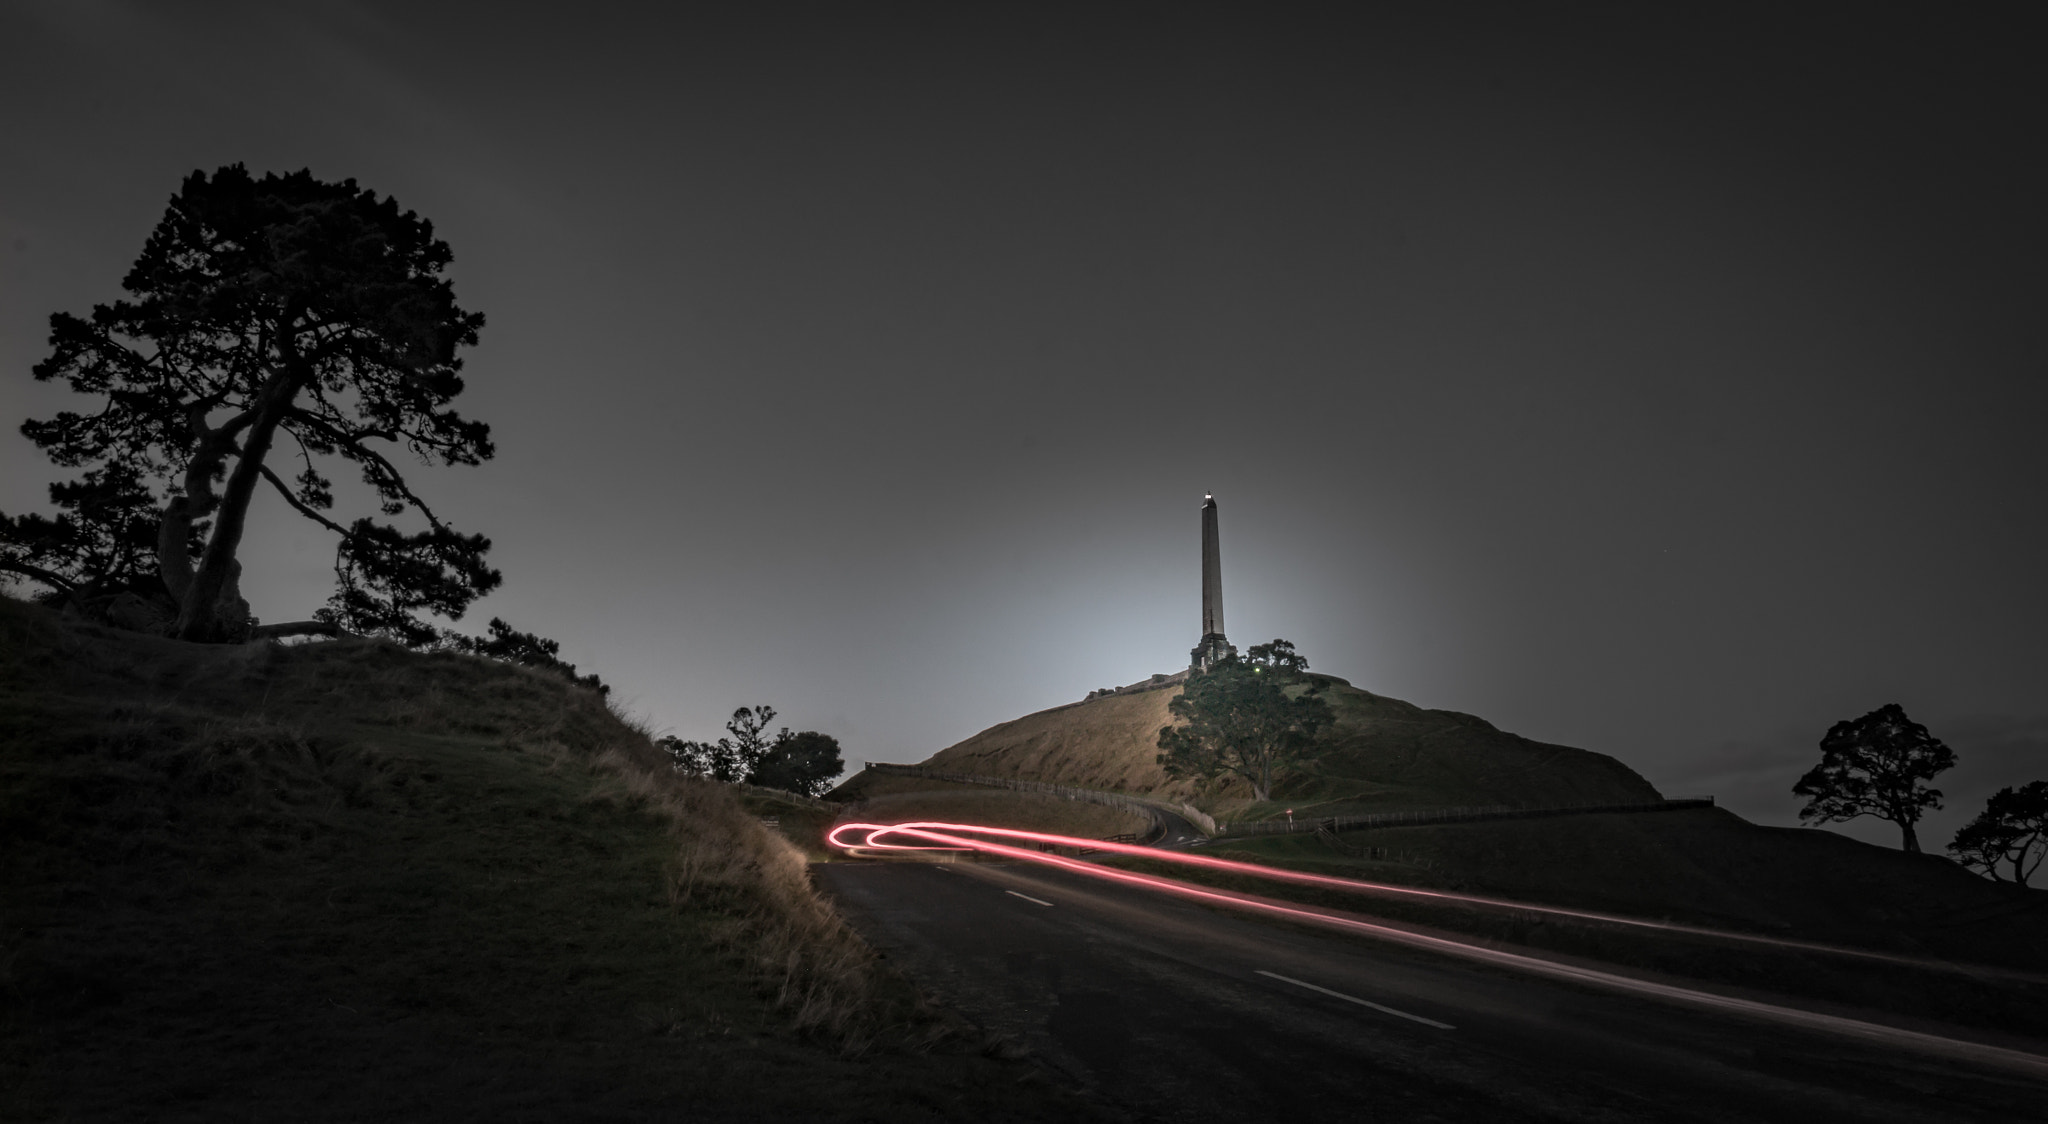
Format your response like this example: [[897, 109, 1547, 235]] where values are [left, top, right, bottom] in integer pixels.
[[1257, 970, 1455, 1030], [1006, 890, 1055, 907]]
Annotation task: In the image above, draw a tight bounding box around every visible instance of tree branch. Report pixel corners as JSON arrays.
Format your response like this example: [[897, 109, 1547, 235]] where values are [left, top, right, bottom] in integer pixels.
[[0, 557, 79, 592], [286, 410, 452, 532], [259, 464, 352, 537]]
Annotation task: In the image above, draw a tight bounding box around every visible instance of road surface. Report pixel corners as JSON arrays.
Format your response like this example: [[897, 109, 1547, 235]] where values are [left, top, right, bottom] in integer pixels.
[[815, 858, 2047, 1123]]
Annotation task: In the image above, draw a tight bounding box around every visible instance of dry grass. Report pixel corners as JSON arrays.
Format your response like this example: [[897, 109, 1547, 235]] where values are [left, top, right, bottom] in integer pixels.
[[581, 747, 900, 1047], [831, 780, 1152, 841], [911, 679, 1661, 818]]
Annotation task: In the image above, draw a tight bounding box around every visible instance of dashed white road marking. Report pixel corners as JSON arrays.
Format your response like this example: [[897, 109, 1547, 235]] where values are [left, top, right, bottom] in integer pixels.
[[1006, 890, 1055, 907], [1257, 970, 1455, 1030]]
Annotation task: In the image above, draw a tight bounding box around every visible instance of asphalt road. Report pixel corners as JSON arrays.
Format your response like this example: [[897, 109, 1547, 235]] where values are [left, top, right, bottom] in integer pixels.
[[814, 859, 2048, 1124]]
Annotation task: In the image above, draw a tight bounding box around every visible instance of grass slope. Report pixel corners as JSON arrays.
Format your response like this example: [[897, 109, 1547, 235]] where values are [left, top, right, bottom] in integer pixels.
[[835, 783, 1150, 841], [0, 598, 1098, 1123], [884, 679, 1660, 820]]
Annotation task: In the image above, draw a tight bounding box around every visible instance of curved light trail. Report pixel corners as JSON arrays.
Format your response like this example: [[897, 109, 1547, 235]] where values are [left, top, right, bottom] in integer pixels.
[[828, 820, 2048, 984], [827, 819, 2048, 1079]]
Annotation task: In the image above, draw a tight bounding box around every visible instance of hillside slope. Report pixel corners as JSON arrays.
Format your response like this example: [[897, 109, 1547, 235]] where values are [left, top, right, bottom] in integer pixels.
[[0, 597, 1095, 1123], [894, 678, 1661, 816]]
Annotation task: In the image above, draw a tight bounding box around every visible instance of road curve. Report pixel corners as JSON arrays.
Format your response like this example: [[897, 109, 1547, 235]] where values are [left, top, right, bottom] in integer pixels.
[[815, 858, 2047, 1124]]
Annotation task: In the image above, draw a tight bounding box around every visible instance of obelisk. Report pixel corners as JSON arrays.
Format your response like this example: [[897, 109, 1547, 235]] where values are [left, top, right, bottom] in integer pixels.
[[1190, 494, 1237, 671]]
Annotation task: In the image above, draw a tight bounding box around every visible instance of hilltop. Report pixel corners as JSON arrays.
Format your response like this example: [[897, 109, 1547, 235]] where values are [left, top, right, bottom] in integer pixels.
[[0, 597, 1098, 1122], [838, 676, 1662, 819]]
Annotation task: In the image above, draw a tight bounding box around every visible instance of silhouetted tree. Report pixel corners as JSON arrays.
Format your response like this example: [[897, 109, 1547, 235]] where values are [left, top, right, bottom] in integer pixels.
[[12, 164, 496, 643], [658, 736, 717, 778], [658, 706, 777, 783], [0, 463, 187, 606], [446, 617, 608, 696], [1949, 781, 2048, 885], [657, 706, 842, 793], [751, 730, 844, 797], [1157, 639, 1334, 802], [722, 705, 778, 781], [1792, 703, 1956, 852]]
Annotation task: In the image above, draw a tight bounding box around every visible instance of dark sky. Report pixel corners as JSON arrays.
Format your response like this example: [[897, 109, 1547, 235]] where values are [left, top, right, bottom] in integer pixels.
[[5, 2, 2044, 847]]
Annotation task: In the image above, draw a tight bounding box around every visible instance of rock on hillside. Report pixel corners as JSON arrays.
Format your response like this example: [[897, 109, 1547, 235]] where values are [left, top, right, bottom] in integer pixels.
[[894, 678, 1662, 813]]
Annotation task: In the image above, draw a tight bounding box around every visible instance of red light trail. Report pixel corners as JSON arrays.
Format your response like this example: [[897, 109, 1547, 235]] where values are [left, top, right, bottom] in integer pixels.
[[827, 820, 2048, 983], [827, 819, 2048, 1077]]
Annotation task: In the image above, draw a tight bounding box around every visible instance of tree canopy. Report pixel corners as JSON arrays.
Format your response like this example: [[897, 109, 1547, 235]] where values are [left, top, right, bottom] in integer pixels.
[[658, 705, 844, 796], [5, 164, 497, 643], [1156, 639, 1334, 802], [1791, 703, 1956, 852], [1948, 780, 2048, 886], [662, 705, 778, 784], [750, 731, 845, 798]]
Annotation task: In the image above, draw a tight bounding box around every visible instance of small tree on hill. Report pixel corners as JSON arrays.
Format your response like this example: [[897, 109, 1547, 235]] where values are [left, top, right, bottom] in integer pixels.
[[722, 705, 778, 782], [659, 705, 779, 784], [1157, 639, 1334, 802], [1792, 703, 1956, 853], [445, 617, 609, 696], [657, 735, 715, 778], [751, 730, 845, 797], [1949, 781, 2048, 886], [7, 164, 498, 643]]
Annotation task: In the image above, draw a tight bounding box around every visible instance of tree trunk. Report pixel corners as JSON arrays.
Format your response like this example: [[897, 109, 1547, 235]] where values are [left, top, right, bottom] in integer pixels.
[[1899, 820, 1921, 853], [175, 371, 301, 642], [157, 494, 195, 602], [159, 403, 243, 607]]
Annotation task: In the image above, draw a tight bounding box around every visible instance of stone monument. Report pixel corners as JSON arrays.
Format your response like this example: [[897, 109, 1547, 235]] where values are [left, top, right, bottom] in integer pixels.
[[1189, 493, 1237, 671]]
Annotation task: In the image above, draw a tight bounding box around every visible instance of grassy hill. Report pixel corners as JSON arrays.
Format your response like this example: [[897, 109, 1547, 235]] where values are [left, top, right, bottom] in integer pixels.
[[0, 597, 1097, 1122], [852, 677, 1661, 821], [832, 671, 2048, 1039]]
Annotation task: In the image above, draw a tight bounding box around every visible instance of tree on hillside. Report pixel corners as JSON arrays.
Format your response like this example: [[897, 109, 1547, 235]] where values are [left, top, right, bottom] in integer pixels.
[[444, 618, 609, 696], [1948, 781, 2048, 886], [659, 705, 779, 784], [656, 706, 843, 794], [750, 730, 845, 797], [1156, 639, 1334, 802], [1792, 703, 1956, 853], [657, 735, 716, 778], [5, 164, 497, 643], [721, 705, 779, 782]]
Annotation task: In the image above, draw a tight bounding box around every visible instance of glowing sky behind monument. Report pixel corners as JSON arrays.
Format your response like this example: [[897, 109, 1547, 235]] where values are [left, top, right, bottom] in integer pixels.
[[3, 2, 2044, 848]]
